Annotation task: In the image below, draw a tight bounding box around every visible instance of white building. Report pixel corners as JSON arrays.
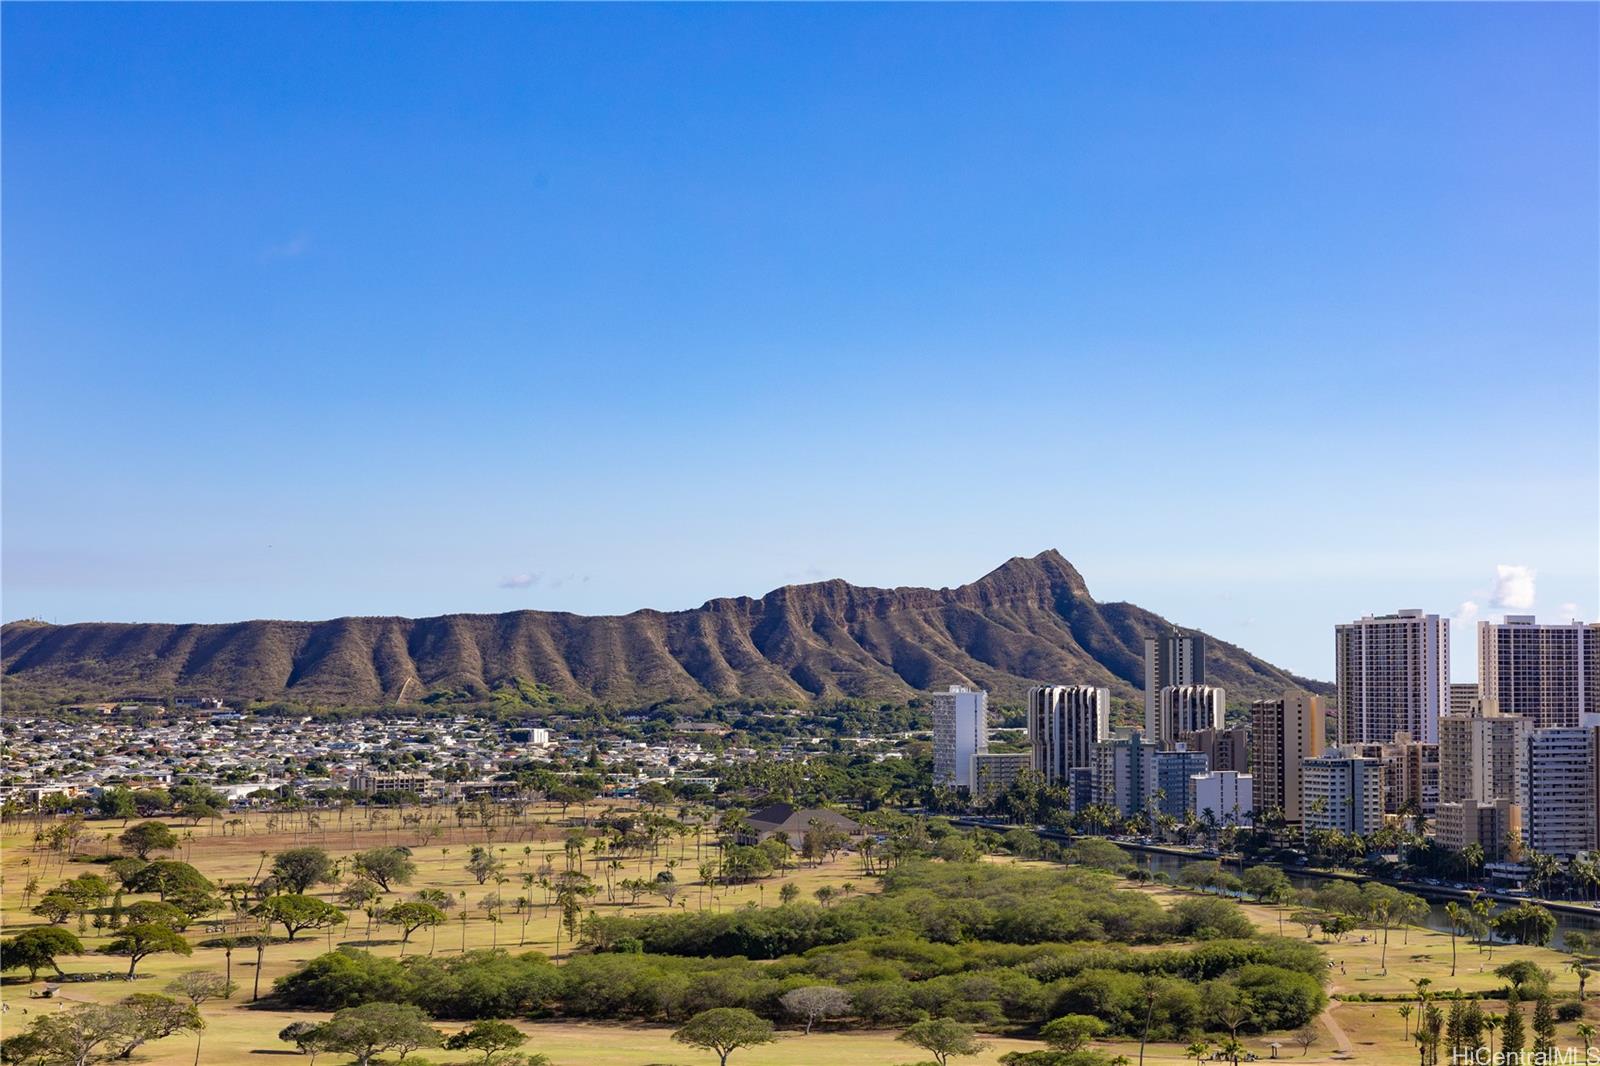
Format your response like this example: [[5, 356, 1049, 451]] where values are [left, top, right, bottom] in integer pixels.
[[1028, 685, 1109, 783], [932, 686, 988, 790], [1524, 726, 1599, 859], [1190, 770, 1253, 827], [1158, 685, 1225, 743], [1478, 617, 1599, 730], [1335, 610, 1449, 746], [1436, 697, 1529, 856], [1301, 749, 1384, 837], [1144, 630, 1205, 741]]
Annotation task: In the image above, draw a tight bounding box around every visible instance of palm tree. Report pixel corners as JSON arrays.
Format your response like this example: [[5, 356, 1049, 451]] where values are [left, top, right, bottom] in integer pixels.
[[1483, 1013, 1501, 1060], [1399, 1004, 1413, 1038], [1570, 957, 1591, 1001], [1576, 1022, 1595, 1055], [1444, 902, 1464, 977], [1185, 1040, 1210, 1066]]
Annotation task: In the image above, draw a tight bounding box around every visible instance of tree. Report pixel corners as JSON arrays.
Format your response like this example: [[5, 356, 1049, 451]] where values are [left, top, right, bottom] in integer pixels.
[[127, 860, 214, 901], [119, 821, 178, 859], [280, 1020, 336, 1065], [1501, 992, 1525, 1062], [13, 1003, 133, 1066], [314, 1002, 442, 1066], [1493, 904, 1557, 947], [114, 993, 201, 1059], [779, 986, 851, 1035], [271, 848, 338, 894], [1532, 993, 1557, 1059], [166, 972, 235, 1066], [897, 1018, 990, 1066], [779, 882, 800, 905], [166, 969, 236, 1006], [254, 894, 348, 941], [1292, 1026, 1320, 1056], [1041, 1014, 1107, 1053], [673, 1008, 777, 1066], [1494, 961, 1551, 997], [1, 927, 84, 981], [380, 901, 445, 955], [466, 846, 504, 885], [104, 922, 192, 978], [353, 847, 417, 892], [444, 1020, 528, 1064]]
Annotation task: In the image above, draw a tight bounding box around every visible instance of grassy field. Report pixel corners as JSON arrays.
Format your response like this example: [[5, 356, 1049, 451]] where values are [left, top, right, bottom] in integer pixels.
[[3, 810, 1594, 1066]]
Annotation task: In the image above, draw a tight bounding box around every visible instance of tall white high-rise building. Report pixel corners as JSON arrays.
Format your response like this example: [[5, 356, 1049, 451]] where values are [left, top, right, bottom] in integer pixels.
[[1028, 685, 1110, 783], [1144, 630, 1205, 740], [1158, 684, 1225, 744], [931, 686, 988, 791], [1524, 726, 1600, 859], [1335, 610, 1449, 746], [1478, 617, 1598, 730]]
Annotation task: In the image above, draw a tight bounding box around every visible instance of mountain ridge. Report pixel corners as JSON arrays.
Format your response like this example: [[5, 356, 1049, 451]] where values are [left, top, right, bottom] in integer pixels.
[[0, 551, 1331, 707]]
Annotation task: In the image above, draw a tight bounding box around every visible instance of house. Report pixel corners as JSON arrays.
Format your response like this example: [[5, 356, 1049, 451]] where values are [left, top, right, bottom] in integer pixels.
[[737, 803, 862, 850]]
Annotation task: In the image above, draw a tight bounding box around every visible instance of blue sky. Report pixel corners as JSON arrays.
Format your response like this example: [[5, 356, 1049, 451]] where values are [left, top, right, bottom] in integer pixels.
[[4, 4, 1596, 682]]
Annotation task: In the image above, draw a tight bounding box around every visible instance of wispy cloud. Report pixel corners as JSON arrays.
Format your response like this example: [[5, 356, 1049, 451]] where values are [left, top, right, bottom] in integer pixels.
[[1490, 564, 1536, 610], [1559, 602, 1581, 620], [262, 233, 311, 261], [498, 573, 539, 590], [1453, 600, 1479, 623]]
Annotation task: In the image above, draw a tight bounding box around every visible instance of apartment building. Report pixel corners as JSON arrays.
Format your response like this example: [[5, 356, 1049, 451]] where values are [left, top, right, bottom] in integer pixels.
[[1028, 685, 1110, 783], [1144, 630, 1205, 742], [1335, 609, 1449, 745], [1478, 617, 1598, 730], [1250, 691, 1325, 822], [1524, 726, 1599, 859], [1301, 749, 1384, 836], [1157, 685, 1226, 745], [932, 686, 988, 790]]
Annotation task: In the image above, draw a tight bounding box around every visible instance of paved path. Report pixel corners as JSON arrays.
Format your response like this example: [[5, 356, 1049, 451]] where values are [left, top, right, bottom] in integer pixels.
[[1320, 1000, 1355, 1056]]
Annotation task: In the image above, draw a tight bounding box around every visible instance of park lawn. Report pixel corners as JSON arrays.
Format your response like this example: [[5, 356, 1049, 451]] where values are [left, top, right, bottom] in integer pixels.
[[6, 814, 1594, 1066]]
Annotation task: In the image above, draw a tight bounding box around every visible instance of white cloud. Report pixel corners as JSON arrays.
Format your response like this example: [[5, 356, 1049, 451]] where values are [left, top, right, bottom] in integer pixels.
[[1454, 601, 1479, 622], [1490, 564, 1536, 610], [1559, 602, 1581, 620], [498, 573, 539, 590]]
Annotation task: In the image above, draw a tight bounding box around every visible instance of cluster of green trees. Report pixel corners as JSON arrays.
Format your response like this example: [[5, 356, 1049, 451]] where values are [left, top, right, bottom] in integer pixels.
[[0, 971, 234, 1066], [271, 862, 1325, 1041]]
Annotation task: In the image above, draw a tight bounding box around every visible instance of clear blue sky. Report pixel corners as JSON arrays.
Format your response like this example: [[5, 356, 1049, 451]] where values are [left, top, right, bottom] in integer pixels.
[[4, 4, 1596, 682]]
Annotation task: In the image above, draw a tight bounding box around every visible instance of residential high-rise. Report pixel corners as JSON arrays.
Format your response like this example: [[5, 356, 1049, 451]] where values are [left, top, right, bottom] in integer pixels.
[[1478, 617, 1597, 730], [1435, 697, 1529, 857], [1093, 732, 1156, 818], [1158, 685, 1225, 745], [932, 686, 987, 791], [1029, 686, 1110, 783], [1450, 683, 1480, 718], [1524, 726, 1599, 859], [1144, 630, 1205, 741], [971, 751, 1030, 807], [1190, 770, 1254, 827], [1392, 733, 1439, 816], [1335, 610, 1449, 745], [1177, 725, 1250, 774], [1301, 749, 1384, 836], [1154, 745, 1210, 818], [1250, 692, 1325, 822]]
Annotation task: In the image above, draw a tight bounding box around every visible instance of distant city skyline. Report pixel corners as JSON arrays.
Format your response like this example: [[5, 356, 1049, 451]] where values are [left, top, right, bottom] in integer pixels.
[[3, 4, 1595, 686]]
